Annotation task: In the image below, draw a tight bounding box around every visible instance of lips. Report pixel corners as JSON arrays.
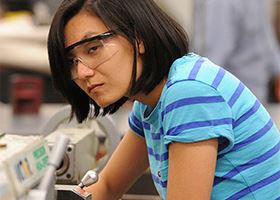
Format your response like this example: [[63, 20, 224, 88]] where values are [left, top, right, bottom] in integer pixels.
[[88, 83, 104, 93]]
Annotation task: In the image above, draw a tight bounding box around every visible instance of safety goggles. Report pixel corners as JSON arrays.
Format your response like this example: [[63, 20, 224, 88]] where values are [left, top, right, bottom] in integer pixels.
[[65, 31, 118, 80]]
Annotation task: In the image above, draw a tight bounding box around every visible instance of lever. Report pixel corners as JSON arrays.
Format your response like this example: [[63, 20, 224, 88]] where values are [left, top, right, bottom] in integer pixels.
[[78, 170, 99, 189]]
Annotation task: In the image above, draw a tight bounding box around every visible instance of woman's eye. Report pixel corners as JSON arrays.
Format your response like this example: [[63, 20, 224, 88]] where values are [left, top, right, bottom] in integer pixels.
[[88, 45, 101, 54], [67, 58, 74, 66], [67, 58, 78, 67]]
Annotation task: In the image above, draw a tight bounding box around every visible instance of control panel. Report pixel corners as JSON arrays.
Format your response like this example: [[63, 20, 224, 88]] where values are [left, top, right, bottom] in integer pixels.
[[0, 134, 49, 200]]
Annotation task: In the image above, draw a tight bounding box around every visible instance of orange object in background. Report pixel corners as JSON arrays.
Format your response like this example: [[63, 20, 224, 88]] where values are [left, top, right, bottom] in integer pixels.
[[11, 75, 43, 114]]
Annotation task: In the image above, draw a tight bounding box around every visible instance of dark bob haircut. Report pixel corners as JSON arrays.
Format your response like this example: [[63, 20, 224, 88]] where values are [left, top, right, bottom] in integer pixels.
[[48, 0, 189, 123]]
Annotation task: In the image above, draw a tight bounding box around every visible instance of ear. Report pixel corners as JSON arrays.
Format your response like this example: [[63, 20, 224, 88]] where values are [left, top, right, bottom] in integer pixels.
[[137, 40, 145, 54]]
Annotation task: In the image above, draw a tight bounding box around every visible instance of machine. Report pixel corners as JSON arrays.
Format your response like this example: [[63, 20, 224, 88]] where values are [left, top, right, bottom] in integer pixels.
[[42, 105, 121, 183], [0, 105, 122, 200], [0, 134, 50, 200]]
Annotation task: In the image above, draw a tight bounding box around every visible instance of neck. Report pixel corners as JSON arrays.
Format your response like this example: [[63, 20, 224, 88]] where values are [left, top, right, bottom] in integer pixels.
[[132, 78, 167, 107]]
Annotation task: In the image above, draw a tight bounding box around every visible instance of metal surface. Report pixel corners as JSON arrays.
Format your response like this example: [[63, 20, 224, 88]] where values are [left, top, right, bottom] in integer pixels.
[[78, 170, 98, 188], [27, 135, 70, 200], [42, 105, 122, 174], [55, 185, 92, 200], [46, 128, 99, 184], [38, 135, 70, 192], [0, 135, 49, 199], [55, 185, 160, 200], [122, 194, 160, 200]]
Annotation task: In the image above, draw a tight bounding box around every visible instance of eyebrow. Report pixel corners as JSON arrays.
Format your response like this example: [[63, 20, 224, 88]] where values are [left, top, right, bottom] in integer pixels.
[[65, 31, 113, 52], [82, 31, 99, 39]]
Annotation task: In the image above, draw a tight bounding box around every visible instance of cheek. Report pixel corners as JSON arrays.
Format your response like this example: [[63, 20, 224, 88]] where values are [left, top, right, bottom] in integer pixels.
[[108, 53, 134, 84], [107, 69, 132, 92], [109, 54, 143, 96]]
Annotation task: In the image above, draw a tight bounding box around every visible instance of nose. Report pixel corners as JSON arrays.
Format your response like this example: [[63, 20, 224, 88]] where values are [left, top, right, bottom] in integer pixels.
[[75, 60, 94, 79]]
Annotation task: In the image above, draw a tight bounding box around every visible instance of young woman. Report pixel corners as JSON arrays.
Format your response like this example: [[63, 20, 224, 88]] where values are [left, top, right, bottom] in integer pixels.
[[48, 0, 280, 199]]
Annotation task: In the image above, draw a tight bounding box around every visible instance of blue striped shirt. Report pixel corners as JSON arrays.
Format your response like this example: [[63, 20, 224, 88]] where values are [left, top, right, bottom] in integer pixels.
[[128, 53, 280, 199]]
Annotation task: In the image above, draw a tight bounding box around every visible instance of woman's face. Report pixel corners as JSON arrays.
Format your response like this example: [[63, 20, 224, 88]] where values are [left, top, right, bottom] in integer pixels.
[[64, 10, 144, 107]]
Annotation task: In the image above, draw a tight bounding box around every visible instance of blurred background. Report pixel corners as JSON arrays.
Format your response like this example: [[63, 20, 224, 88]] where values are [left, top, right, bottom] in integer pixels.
[[1, 0, 280, 106], [1, 0, 280, 199], [155, 0, 280, 130]]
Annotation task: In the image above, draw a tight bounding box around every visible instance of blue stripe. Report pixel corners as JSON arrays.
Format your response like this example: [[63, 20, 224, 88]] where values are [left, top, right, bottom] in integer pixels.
[[162, 96, 225, 120], [143, 122, 150, 130], [228, 82, 245, 107], [152, 128, 163, 140], [233, 100, 261, 128], [212, 68, 226, 89], [130, 114, 142, 129], [188, 57, 204, 79], [152, 174, 167, 188], [218, 119, 273, 159], [128, 119, 144, 137], [275, 196, 280, 200], [226, 170, 280, 200], [148, 147, 168, 161], [166, 79, 190, 89], [166, 79, 172, 88], [214, 140, 280, 186], [152, 132, 161, 140], [166, 118, 233, 136]]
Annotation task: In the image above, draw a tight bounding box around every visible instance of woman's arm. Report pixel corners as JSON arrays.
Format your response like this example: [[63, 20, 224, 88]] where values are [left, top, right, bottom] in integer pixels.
[[84, 129, 149, 200], [166, 138, 218, 200]]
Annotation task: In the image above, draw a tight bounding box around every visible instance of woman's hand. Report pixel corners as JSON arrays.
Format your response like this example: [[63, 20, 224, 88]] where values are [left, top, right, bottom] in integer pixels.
[[73, 185, 91, 197]]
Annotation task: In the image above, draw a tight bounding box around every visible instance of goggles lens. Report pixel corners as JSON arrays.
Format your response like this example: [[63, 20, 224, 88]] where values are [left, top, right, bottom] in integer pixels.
[[66, 31, 118, 80]]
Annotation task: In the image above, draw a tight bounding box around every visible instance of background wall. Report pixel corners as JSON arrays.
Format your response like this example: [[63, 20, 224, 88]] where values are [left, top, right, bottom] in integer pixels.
[[154, 0, 277, 43], [154, 0, 193, 38]]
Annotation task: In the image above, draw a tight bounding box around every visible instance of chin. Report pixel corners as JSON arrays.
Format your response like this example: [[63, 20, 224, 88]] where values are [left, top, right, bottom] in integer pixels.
[[91, 92, 125, 108], [93, 97, 114, 108], [94, 100, 110, 108]]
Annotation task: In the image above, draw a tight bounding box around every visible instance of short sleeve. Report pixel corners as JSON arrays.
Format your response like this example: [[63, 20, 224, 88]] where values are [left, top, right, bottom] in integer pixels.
[[162, 80, 234, 154], [128, 101, 145, 137]]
